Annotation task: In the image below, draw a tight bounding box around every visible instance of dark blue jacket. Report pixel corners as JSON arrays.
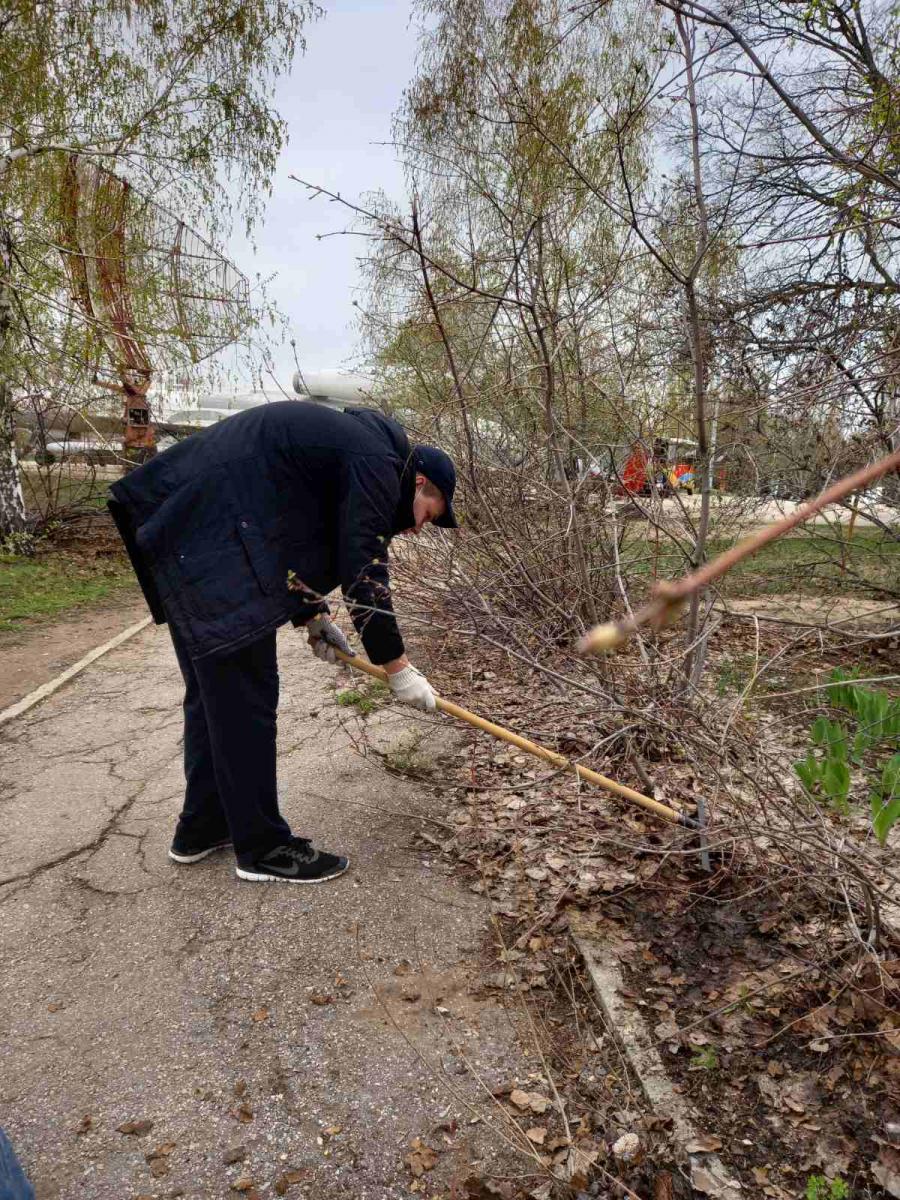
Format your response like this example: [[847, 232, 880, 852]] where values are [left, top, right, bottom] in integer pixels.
[[108, 402, 416, 664]]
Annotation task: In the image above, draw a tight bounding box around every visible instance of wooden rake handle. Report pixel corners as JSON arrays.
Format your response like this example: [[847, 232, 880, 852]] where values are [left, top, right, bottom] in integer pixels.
[[334, 650, 698, 829]]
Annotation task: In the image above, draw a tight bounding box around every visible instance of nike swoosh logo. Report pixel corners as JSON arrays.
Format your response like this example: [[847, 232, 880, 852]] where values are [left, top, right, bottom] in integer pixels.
[[270, 861, 302, 877], [267, 854, 319, 878]]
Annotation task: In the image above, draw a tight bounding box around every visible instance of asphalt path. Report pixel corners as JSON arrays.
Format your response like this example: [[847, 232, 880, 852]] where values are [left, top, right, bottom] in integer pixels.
[[0, 624, 532, 1199]]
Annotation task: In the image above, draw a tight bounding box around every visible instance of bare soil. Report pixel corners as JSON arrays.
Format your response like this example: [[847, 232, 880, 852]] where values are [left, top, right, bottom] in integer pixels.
[[720, 594, 899, 628], [1, 510, 144, 711], [0, 591, 146, 711]]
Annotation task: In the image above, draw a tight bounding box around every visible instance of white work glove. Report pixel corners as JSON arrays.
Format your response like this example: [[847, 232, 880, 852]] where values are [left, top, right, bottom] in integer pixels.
[[306, 615, 353, 664], [387, 664, 437, 712]]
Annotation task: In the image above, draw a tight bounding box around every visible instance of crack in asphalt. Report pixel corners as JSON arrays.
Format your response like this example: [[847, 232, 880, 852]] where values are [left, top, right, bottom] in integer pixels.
[[0, 772, 149, 889]]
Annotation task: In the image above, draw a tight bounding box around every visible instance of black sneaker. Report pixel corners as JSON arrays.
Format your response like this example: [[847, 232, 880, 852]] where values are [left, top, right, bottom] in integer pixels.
[[236, 837, 349, 885], [168, 834, 232, 864]]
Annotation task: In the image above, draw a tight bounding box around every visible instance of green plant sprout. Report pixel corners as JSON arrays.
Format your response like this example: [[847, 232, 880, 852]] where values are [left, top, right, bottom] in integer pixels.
[[335, 689, 380, 717], [806, 1173, 849, 1200], [688, 1047, 718, 1071], [794, 668, 900, 844]]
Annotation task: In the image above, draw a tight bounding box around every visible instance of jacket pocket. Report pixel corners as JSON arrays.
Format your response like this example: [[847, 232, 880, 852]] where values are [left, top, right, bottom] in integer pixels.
[[235, 517, 276, 595], [170, 520, 274, 620]]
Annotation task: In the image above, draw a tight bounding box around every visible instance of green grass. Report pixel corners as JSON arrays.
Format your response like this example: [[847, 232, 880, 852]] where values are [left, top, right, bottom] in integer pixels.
[[620, 529, 900, 598], [335, 685, 388, 716], [0, 550, 137, 632]]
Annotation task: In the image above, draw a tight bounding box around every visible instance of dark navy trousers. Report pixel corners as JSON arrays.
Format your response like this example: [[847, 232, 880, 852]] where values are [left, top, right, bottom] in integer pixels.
[[0, 1128, 34, 1200], [168, 621, 292, 857]]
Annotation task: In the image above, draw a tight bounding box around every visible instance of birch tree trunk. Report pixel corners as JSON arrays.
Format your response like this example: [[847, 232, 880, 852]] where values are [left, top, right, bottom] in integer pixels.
[[0, 165, 27, 537]]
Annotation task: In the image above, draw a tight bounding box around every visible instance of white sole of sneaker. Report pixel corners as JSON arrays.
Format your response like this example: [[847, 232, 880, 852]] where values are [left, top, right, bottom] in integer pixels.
[[235, 861, 350, 885], [168, 841, 232, 864]]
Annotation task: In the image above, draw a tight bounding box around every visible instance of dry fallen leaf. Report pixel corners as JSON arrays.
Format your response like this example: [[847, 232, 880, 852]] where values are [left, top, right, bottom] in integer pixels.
[[757, 1074, 780, 1106], [526, 1127, 547, 1145], [490, 1082, 515, 1097], [274, 1172, 304, 1197], [462, 1176, 517, 1199], [655, 1020, 680, 1041], [691, 1167, 720, 1195], [251, 1006, 269, 1023], [650, 1169, 676, 1200], [564, 1144, 600, 1186], [508, 1085, 550, 1112], [405, 1137, 438, 1177], [151, 1142, 176, 1157], [116, 1113, 153, 1132], [146, 1155, 169, 1179], [873, 1144, 900, 1198], [231, 1104, 254, 1124], [686, 1134, 723, 1153]]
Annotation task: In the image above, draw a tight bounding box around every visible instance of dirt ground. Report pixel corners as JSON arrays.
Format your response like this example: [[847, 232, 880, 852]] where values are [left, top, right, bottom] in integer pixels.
[[718, 593, 900, 628], [0, 623, 545, 1200], [0, 593, 147, 711]]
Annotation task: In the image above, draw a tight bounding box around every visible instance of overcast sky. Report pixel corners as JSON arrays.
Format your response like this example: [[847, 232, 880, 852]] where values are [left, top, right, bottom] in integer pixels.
[[228, 0, 418, 392]]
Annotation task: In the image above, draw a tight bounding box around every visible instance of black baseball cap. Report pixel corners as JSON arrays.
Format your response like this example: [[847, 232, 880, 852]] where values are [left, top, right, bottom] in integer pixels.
[[414, 445, 459, 528]]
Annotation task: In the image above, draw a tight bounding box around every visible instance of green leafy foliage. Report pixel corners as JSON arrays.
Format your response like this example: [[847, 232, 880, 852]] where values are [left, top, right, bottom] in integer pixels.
[[688, 1047, 718, 1071], [1, 0, 318, 534], [795, 715, 851, 811], [870, 753, 900, 847], [828, 669, 900, 757], [805, 1174, 849, 1200], [794, 668, 900, 842]]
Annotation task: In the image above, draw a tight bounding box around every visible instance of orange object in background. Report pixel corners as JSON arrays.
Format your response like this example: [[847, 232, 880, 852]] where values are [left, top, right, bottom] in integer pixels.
[[621, 445, 650, 494], [670, 462, 695, 492]]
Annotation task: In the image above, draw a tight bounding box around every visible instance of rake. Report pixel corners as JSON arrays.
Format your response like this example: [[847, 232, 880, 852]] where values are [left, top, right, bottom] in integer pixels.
[[334, 650, 699, 830]]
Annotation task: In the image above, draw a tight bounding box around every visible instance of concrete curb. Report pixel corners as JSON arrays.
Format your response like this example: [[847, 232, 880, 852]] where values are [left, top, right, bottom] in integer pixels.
[[0, 616, 152, 728], [573, 922, 743, 1198]]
